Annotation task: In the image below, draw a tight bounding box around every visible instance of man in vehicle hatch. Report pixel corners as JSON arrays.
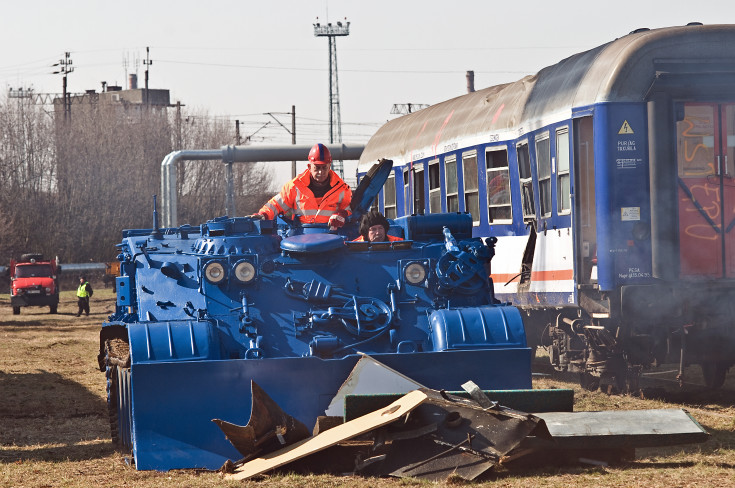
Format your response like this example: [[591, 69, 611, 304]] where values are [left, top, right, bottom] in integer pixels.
[[353, 209, 404, 243], [253, 143, 352, 231]]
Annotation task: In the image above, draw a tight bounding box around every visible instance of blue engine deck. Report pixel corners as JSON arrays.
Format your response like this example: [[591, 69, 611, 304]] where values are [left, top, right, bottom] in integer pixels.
[[100, 212, 532, 470]]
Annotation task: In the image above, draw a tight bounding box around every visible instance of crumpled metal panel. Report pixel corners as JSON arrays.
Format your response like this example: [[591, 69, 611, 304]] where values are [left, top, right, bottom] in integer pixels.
[[212, 381, 310, 461], [360, 387, 551, 481]]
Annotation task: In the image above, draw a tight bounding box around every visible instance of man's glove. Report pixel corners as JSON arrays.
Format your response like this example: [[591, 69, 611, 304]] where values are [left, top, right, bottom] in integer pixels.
[[250, 213, 266, 220], [328, 209, 348, 231]]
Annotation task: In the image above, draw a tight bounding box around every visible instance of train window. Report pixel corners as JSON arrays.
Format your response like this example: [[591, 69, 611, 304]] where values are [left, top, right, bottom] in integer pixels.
[[445, 157, 459, 212], [486, 148, 511, 223], [463, 151, 480, 224], [428, 159, 441, 213], [383, 173, 397, 219], [403, 167, 411, 215], [536, 134, 551, 218], [556, 128, 571, 214], [517, 142, 535, 219], [414, 165, 426, 214]]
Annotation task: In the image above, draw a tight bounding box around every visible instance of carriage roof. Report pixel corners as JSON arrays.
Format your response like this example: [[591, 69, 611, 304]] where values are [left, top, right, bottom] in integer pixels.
[[358, 24, 735, 171]]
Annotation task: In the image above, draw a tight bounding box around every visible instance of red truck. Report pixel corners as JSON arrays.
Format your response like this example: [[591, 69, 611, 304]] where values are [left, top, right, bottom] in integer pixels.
[[9, 254, 61, 315]]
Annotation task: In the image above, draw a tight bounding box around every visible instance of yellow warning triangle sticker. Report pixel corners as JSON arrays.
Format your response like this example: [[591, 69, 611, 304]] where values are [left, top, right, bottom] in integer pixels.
[[619, 120, 634, 134]]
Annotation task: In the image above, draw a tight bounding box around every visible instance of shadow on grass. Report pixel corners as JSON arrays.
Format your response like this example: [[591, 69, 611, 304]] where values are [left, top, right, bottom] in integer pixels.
[[0, 370, 114, 463], [0, 441, 119, 464]]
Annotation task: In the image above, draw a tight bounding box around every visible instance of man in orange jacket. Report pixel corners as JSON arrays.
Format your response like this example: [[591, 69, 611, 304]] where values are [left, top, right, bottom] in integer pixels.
[[254, 143, 352, 230]]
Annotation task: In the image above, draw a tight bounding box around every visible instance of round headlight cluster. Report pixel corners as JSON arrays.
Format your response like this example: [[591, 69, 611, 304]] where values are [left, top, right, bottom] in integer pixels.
[[234, 260, 256, 283], [204, 261, 226, 284], [203, 259, 258, 285], [404, 262, 427, 285]]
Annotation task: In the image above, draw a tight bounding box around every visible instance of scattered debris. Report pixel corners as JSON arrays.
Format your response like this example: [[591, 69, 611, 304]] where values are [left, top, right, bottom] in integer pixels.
[[213, 358, 709, 482], [227, 389, 429, 480], [225, 386, 550, 481]]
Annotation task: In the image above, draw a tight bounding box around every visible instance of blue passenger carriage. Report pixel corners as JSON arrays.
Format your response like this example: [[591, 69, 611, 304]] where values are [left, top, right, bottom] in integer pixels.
[[359, 24, 735, 389]]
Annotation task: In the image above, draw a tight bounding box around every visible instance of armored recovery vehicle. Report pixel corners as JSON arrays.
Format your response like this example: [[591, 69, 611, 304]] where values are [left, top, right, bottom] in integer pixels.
[[98, 160, 532, 470]]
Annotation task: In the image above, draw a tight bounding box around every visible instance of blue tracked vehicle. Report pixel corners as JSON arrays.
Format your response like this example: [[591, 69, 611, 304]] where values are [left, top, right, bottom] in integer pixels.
[[97, 160, 531, 470]]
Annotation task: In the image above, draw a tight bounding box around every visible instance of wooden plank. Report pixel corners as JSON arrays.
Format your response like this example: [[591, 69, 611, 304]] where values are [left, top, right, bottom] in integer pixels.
[[228, 389, 428, 481]]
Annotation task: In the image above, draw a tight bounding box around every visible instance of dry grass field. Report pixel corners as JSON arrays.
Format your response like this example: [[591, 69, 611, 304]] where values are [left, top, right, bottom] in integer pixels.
[[1, 287, 734, 487]]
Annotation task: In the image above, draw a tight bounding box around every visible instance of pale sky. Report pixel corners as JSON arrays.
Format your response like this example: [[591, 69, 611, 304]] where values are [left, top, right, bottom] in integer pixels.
[[1, 0, 731, 182]]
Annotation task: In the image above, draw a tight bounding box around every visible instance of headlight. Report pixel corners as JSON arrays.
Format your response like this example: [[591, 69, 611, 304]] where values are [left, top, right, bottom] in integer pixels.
[[204, 261, 226, 284], [233, 260, 256, 283], [45, 287, 51, 293], [404, 262, 427, 285]]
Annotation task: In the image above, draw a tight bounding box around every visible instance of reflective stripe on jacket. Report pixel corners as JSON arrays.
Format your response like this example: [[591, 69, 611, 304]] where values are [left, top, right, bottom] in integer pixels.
[[259, 169, 352, 223], [77, 282, 91, 298]]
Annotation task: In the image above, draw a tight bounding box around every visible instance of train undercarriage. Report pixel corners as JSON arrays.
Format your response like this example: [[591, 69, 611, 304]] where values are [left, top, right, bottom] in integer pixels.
[[538, 283, 735, 391]]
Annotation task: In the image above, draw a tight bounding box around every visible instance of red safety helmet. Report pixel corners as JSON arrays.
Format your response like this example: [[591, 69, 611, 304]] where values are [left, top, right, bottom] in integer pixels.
[[308, 143, 332, 165]]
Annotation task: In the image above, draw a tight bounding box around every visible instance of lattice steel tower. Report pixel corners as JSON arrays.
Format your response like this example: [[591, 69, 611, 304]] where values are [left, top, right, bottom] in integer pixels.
[[313, 18, 350, 177]]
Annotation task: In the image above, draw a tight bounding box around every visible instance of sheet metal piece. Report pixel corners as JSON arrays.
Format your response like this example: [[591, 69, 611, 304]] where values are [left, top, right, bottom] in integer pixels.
[[325, 354, 424, 417], [212, 381, 310, 460], [362, 388, 550, 480], [415, 388, 551, 457], [382, 437, 498, 481], [461, 380, 498, 409], [531, 408, 709, 449]]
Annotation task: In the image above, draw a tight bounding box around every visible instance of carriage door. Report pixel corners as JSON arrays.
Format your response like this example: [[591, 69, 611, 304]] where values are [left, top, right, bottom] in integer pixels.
[[677, 103, 735, 278]]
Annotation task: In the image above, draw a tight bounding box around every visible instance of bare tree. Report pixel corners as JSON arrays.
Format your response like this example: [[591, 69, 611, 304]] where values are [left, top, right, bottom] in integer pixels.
[[0, 94, 56, 262], [0, 96, 273, 266], [53, 102, 172, 262], [173, 109, 272, 225]]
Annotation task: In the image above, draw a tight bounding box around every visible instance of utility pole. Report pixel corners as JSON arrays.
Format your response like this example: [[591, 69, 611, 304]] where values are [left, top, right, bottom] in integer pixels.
[[291, 105, 296, 178], [52, 52, 74, 122], [143, 46, 152, 107], [176, 101, 183, 149], [313, 17, 349, 178], [265, 107, 297, 177]]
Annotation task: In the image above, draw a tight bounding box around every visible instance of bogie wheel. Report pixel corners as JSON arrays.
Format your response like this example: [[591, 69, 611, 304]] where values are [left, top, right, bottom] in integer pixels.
[[12, 306, 20, 315], [701, 362, 729, 389]]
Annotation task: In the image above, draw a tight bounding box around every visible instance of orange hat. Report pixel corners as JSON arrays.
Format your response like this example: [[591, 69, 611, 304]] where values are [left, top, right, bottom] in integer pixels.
[[308, 143, 332, 165]]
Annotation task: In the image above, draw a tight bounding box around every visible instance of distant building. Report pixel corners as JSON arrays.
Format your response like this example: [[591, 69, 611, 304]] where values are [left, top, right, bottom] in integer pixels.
[[53, 75, 171, 118]]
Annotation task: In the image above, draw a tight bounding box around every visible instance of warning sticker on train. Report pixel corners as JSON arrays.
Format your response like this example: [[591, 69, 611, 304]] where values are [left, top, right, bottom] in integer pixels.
[[618, 120, 634, 134]]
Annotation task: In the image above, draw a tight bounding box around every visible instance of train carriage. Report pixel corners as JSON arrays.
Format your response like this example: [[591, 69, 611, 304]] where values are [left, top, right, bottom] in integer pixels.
[[358, 23, 735, 389]]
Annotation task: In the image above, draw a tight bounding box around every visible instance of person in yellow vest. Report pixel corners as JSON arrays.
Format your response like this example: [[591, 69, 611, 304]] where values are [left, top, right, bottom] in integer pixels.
[[253, 143, 352, 230], [76, 275, 93, 317]]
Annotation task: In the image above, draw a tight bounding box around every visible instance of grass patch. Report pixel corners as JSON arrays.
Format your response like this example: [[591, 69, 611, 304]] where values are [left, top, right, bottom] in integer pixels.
[[1, 288, 734, 487]]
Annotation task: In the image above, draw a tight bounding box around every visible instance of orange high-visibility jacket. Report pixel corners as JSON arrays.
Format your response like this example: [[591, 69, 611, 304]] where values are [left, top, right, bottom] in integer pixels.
[[352, 235, 403, 242], [258, 168, 352, 223]]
